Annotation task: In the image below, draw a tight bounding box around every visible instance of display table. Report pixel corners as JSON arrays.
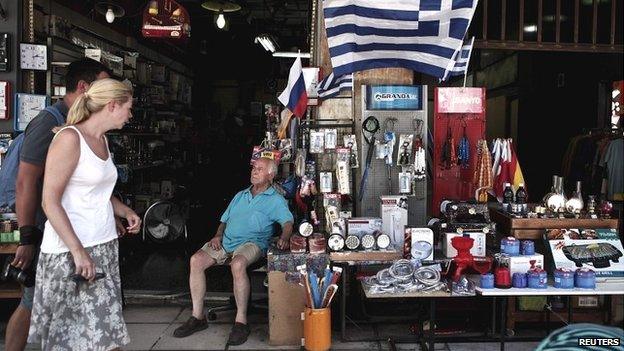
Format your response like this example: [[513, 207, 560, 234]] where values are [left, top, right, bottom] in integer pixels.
[[328, 250, 401, 341], [361, 281, 466, 351], [330, 250, 402, 263], [489, 208, 619, 239], [473, 277, 624, 351], [360, 276, 624, 351]]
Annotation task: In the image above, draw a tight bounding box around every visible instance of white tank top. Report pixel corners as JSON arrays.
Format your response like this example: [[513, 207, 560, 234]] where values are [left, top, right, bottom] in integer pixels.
[[41, 126, 118, 254]]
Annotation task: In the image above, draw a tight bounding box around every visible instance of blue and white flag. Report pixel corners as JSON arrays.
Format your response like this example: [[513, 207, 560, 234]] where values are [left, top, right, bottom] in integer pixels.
[[442, 36, 475, 81], [323, 0, 479, 81], [317, 72, 353, 99]]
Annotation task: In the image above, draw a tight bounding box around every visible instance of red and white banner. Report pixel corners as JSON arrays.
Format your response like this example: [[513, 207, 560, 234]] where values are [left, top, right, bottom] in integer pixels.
[[142, 0, 190, 40], [436, 87, 485, 114]]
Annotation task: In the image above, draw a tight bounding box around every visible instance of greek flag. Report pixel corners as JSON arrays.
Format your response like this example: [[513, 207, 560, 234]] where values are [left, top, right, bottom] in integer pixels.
[[443, 36, 475, 80], [317, 73, 353, 99], [323, 0, 479, 81]]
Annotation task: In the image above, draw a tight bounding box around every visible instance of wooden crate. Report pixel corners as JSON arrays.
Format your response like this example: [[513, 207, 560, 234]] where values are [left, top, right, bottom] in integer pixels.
[[489, 209, 619, 239]]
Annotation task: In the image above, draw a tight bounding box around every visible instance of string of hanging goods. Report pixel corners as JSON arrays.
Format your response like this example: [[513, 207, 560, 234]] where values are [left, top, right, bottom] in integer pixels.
[[458, 118, 470, 169], [359, 116, 380, 201], [382, 117, 398, 194], [473, 139, 493, 202], [441, 120, 457, 169]]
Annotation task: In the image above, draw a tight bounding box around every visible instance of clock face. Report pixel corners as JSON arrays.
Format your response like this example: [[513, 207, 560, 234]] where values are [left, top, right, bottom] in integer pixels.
[[15, 93, 48, 131], [20, 43, 47, 71]]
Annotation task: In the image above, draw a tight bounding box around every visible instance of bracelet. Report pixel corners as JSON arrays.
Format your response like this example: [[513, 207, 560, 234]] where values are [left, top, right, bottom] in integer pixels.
[[19, 225, 43, 246]]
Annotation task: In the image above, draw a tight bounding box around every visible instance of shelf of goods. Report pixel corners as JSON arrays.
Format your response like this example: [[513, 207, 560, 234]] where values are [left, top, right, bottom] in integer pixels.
[[489, 208, 619, 239]]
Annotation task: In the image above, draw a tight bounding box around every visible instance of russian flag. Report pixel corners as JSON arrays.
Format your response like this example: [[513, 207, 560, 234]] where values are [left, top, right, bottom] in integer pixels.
[[278, 56, 308, 118]]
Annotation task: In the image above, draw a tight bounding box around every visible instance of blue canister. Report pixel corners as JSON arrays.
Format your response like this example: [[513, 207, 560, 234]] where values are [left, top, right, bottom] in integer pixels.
[[480, 273, 495, 289], [575, 268, 596, 289], [527, 269, 548, 289], [512, 272, 527, 288], [553, 268, 575, 289], [501, 237, 520, 256], [521, 240, 535, 255]]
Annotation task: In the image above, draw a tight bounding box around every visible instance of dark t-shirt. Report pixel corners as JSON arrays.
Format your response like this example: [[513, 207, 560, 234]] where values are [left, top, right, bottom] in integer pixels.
[[18, 100, 68, 227], [19, 100, 69, 165]]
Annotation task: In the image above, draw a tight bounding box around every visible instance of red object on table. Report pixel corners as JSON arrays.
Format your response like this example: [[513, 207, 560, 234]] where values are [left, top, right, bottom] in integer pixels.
[[494, 266, 512, 289], [290, 234, 307, 253], [450, 234, 493, 281], [433, 88, 486, 215], [308, 234, 327, 254]]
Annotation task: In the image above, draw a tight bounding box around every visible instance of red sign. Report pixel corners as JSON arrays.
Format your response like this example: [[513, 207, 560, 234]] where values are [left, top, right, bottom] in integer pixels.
[[436, 87, 485, 114], [142, 0, 190, 40]]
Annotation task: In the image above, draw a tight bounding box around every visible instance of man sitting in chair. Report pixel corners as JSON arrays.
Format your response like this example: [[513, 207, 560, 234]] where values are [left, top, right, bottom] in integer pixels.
[[174, 157, 293, 345]]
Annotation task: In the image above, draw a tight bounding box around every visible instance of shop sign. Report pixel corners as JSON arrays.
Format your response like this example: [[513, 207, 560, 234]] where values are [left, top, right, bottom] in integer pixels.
[[366, 85, 422, 110], [437, 87, 484, 114], [142, 0, 191, 40]]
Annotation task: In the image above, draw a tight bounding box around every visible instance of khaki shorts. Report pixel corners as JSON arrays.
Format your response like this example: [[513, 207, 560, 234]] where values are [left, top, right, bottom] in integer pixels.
[[200, 242, 263, 266]]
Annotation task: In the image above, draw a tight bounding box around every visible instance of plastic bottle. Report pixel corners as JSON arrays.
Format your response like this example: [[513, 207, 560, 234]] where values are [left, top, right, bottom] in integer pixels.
[[503, 183, 514, 212], [515, 183, 528, 213]]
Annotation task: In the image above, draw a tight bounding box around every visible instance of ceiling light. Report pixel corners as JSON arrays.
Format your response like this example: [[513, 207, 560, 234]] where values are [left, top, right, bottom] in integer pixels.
[[524, 24, 537, 33], [272, 52, 311, 58], [95, 2, 125, 24], [254, 35, 278, 53], [216, 12, 226, 29], [105, 8, 115, 23], [202, 0, 241, 12]]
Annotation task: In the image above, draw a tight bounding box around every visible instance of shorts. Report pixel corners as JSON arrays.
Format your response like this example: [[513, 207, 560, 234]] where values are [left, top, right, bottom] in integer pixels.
[[200, 242, 262, 266]]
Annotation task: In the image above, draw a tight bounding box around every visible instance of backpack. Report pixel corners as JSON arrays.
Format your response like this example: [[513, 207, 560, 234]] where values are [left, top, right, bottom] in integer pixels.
[[0, 106, 65, 210]]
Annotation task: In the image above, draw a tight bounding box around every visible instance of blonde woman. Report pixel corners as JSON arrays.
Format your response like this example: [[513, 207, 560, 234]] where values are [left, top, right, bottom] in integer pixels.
[[28, 78, 141, 351]]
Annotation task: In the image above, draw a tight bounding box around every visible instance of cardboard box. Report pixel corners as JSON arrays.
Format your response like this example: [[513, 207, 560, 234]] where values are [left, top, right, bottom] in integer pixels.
[[442, 232, 487, 258], [546, 228, 624, 278], [499, 253, 545, 275], [347, 217, 382, 236], [408, 228, 434, 260], [381, 196, 408, 249], [268, 271, 305, 345]]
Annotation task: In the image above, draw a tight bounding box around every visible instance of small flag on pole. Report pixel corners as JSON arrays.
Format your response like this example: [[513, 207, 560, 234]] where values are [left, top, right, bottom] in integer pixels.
[[442, 36, 475, 81], [317, 72, 353, 99], [278, 56, 309, 117]]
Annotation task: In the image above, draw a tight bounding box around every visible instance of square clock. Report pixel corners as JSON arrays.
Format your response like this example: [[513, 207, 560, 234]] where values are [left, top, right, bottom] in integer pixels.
[[14, 93, 49, 132], [20, 43, 47, 71]]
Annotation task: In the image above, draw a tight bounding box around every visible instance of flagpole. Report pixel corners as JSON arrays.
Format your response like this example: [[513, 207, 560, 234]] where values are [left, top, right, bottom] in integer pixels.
[[463, 37, 476, 88]]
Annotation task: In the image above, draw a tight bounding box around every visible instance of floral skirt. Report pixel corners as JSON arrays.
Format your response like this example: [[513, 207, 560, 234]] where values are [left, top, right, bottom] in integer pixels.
[[28, 239, 130, 351]]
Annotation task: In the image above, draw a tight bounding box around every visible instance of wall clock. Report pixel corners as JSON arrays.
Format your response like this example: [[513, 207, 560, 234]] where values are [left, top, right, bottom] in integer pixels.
[[20, 43, 47, 71], [14, 93, 48, 132]]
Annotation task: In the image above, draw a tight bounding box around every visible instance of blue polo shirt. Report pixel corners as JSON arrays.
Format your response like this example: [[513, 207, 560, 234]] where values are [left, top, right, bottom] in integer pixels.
[[220, 186, 293, 253]]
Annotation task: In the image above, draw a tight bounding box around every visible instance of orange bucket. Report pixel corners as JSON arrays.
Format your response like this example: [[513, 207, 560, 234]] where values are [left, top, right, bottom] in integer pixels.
[[302, 307, 331, 351]]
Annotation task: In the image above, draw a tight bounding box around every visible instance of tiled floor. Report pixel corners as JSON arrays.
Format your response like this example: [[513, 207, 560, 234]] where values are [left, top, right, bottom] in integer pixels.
[[0, 305, 542, 351]]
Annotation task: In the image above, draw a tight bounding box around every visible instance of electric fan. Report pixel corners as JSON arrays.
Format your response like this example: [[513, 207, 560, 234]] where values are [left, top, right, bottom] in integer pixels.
[[142, 200, 188, 243]]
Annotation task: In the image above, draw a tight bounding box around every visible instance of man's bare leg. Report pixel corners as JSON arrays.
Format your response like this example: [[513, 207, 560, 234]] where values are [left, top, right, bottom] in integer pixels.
[[230, 255, 250, 324], [189, 250, 216, 319], [5, 305, 30, 351]]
